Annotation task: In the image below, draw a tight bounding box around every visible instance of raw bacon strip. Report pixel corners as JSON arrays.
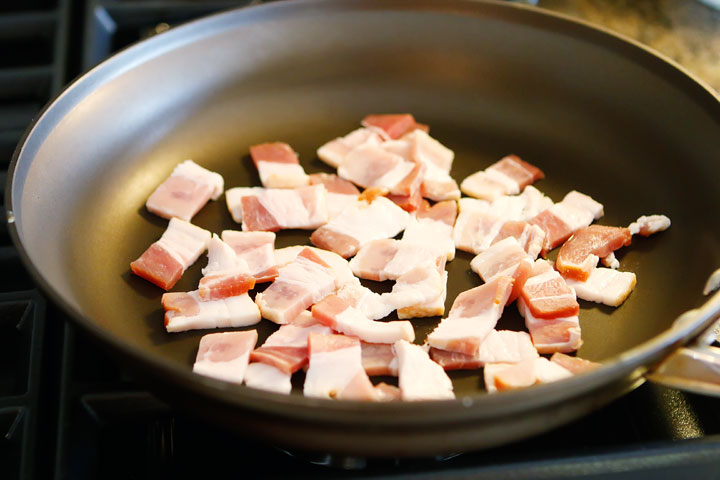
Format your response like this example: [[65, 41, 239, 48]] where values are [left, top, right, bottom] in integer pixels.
[[628, 214, 671, 237], [255, 248, 337, 325], [310, 196, 409, 258], [460, 155, 544, 200], [240, 185, 328, 232], [349, 239, 445, 282], [361, 342, 398, 376], [304, 333, 377, 401], [221, 230, 278, 283], [250, 142, 309, 189], [550, 352, 601, 374], [556, 225, 632, 281], [564, 267, 637, 307], [146, 160, 224, 221], [426, 276, 514, 355], [394, 340, 455, 401], [470, 237, 533, 304], [130, 218, 211, 290], [317, 127, 385, 168], [520, 269, 579, 319], [430, 330, 538, 370], [485, 357, 572, 393], [224, 186, 264, 223], [163, 291, 261, 332], [361, 113, 425, 139], [517, 297, 582, 354], [312, 295, 415, 344], [198, 234, 255, 300], [274, 245, 359, 288], [402, 200, 457, 261], [244, 362, 292, 394], [193, 330, 257, 384]]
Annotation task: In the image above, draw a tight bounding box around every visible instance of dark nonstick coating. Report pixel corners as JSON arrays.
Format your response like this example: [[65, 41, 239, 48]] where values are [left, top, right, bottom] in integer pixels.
[[7, 0, 720, 456]]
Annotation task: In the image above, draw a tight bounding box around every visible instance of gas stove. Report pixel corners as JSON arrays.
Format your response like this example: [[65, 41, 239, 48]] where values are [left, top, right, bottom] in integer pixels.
[[1, 1, 719, 478]]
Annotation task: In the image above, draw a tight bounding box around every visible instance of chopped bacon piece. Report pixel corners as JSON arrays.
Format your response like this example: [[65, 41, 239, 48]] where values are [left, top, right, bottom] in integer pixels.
[[396, 270, 448, 319], [310, 196, 409, 258], [383, 263, 447, 319], [430, 330, 538, 370], [488, 155, 544, 189], [197, 234, 255, 300], [517, 297, 582, 354], [361, 342, 398, 376], [312, 295, 414, 344], [361, 114, 422, 139], [274, 246, 359, 288], [628, 214, 671, 237], [130, 218, 211, 290], [349, 238, 445, 281], [426, 276, 514, 355], [250, 142, 309, 188], [224, 186, 265, 223], [393, 129, 459, 201], [146, 160, 224, 221], [491, 221, 546, 260], [317, 128, 385, 168], [304, 333, 377, 400], [163, 291, 261, 332], [220, 230, 278, 283], [193, 330, 257, 384], [244, 362, 292, 394], [556, 225, 632, 281], [470, 237, 533, 304], [336, 283, 395, 320], [387, 187, 424, 212], [520, 269, 579, 320], [402, 201, 457, 260], [394, 340, 455, 401], [239, 185, 328, 232], [308, 172, 360, 219], [484, 357, 572, 393], [460, 155, 543, 200], [550, 352, 601, 374], [255, 248, 337, 324], [564, 267, 637, 307], [338, 143, 424, 198]]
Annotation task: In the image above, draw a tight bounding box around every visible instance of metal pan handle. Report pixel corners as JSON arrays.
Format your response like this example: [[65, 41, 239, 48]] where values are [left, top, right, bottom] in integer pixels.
[[646, 269, 720, 396]]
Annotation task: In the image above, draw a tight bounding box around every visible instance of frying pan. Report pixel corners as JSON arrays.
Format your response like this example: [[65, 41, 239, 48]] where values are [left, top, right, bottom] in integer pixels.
[[6, 0, 720, 457]]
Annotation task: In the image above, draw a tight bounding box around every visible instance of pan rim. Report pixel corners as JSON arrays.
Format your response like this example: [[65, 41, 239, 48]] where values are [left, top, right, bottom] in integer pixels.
[[5, 0, 720, 427]]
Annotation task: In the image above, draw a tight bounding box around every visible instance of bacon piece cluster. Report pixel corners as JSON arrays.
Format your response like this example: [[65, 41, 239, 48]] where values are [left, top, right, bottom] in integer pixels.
[[460, 155, 544, 201]]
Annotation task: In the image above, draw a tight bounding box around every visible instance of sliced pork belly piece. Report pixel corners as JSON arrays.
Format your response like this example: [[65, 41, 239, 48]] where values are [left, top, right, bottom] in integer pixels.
[[274, 246, 359, 288], [550, 352, 601, 374], [244, 362, 292, 394], [221, 230, 278, 283], [255, 248, 337, 325], [130, 218, 211, 290], [431, 330, 538, 370], [520, 269, 579, 319], [225, 186, 264, 223], [312, 295, 414, 344], [310, 196, 409, 258], [460, 155, 544, 200], [394, 340, 455, 401], [564, 268, 637, 307], [491, 221, 546, 260], [556, 225, 632, 281], [338, 144, 424, 196], [308, 173, 360, 219], [401, 129, 459, 201], [361, 113, 425, 139], [486, 357, 572, 392], [361, 342, 398, 376], [349, 239, 445, 281], [470, 237, 533, 304], [241, 185, 328, 232], [163, 291, 261, 332], [426, 276, 514, 355], [193, 330, 257, 384], [628, 214, 671, 237], [146, 160, 224, 221], [250, 142, 309, 189], [397, 270, 448, 319], [304, 333, 376, 401], [384, 263, 447, 319], [518, 297, 582, 354], [198, 234, 255, 301], [402, 200, 457, 261], [317, 127, 385, 168]]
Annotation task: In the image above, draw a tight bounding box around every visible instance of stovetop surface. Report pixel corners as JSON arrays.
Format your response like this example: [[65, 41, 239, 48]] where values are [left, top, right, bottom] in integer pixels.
[[1, 1, 719, 478]]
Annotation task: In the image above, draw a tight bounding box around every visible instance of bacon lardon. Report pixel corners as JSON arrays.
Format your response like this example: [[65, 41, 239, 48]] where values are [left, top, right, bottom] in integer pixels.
[[317, 127, 385, 168], [308, 173, 360, 219], [310, 196, 409, 258], [470, 237, 534, 304], [564, 267, 637, 307], [556, 225, 632, 281], [255, 248, 337, 325], [402, 200, 457, 261], [361, 113, 427, 140], [550, 352, 601, 374], [384, 263, 447, 319], [520, 268, 579, 320], [274, 246, 359, 289], [361, 342, 398, 376], [484, 357, 572, 393], [224, 186, 265, 223], [220, 230, 278, 283], [146, 160, 224, 221], [192, 330, 257, 384], [517, 297, 582, 354], [163, 291, 261, 333], [430, 330, 538, 370], [243, 362, 292, 394], [460, 155, 544, 200], [628, 214, 671, 237], [304, 333, 377, 401], [401, 129, 460, 202], [426, 276, 514, 355], [130, 218, 211, 290], [198, 234, 255, 301], [250, 142, 309, 189], [394, 340, 455, 401], [349, 239, 446, 282], [240, 185, 328, 232]]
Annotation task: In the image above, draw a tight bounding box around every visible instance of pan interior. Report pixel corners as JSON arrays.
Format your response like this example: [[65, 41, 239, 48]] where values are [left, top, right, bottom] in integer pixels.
[[13, 3, 720, 398]]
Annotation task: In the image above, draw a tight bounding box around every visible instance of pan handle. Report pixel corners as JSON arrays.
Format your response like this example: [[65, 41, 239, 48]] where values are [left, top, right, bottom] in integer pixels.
[[646, 269, 720, 396]]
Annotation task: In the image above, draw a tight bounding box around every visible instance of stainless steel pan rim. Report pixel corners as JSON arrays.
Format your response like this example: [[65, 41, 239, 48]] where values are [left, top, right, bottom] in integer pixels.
[[6, 0, 720, 431]]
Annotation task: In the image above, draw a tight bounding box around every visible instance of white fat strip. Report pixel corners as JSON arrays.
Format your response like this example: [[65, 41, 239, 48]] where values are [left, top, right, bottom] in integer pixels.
[[337, 283, 395, 320], [485, 167, 520, 195], [402, 216, 455, 261], [324, 197, 410, 247], [394, 340, 455, 401], [256, 161, 309, 189], [628, 215, 671, 236], [202, 234, 249, 275], [326, 192, 359, 220], [264, 323, 333, 348], [565, 268, 636, 307], [382, 265, 445, 312], [166, 293, 261, 332], [460, 171, 508, 200], [488, 195, 526, 221], [333, 306, 415, 344], [304, 344, 363, 399], [244, 363, 292, 394], [225, 187, 264, 223], [193, 351, 252, 384], [174, 160, 224, 200], [524, 270, 564, 288], [549, 202, 595, 232], [275, 246, 359, 288], [426, 310, 498, 352], [157, 218, 211, 268], [255, 186, 327, 230], [476, 330, 539, 365], [601, 252, 620, 269], [519, 186, 555, 220], [458, 197, 491, 214], [383, 243, 444, 280], [471, 215, 506, 253], [562, 191, 604, 220]]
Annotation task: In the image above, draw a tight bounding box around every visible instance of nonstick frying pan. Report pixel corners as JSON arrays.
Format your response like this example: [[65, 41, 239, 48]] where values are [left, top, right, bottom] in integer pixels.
[[7, 0, 720, 457]]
